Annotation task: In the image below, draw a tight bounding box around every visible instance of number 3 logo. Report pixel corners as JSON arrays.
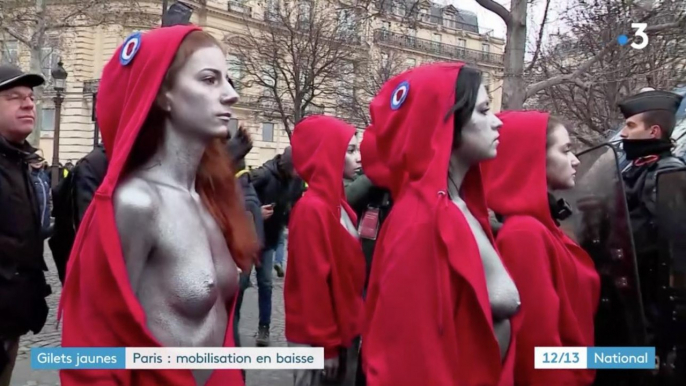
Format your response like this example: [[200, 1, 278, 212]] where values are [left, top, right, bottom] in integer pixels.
[[632, 23, 649, 49]]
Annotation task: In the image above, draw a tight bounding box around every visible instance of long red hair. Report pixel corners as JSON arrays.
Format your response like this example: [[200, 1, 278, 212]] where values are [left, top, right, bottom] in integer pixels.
[[126, 31, 258, 271]]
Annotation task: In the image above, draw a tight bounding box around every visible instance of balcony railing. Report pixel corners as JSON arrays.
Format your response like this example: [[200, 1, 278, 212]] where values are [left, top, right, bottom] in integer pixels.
[[82, 79, 100, 94], [374, 30, 503, 66], [228, 1, 252, 16], [418, 14, 484, 35], [380, 3, 492, 36], [304, 104, 325, 115], [235, 94, 325, 116]]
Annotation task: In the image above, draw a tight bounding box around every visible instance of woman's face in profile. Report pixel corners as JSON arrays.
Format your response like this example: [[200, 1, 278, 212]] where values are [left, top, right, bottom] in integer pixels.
[[456, 84, 502, 162], [546, 124, 580, 190], [165, 46, 239, 139], [343, 135, 361, 179]]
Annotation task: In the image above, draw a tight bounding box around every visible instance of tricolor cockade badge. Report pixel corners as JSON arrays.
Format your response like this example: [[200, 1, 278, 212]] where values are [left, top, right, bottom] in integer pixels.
[[119, 32, 142, 66], [390, 80, 409, 110]]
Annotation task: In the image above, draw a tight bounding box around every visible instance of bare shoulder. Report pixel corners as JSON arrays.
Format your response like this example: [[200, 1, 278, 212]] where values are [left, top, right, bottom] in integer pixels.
[[113, 176, 158, 227]]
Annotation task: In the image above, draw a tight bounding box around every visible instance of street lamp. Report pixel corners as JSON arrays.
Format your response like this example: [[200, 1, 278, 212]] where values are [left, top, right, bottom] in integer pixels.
[[50, 60, 68, 188], [83, 79, 100, 148]]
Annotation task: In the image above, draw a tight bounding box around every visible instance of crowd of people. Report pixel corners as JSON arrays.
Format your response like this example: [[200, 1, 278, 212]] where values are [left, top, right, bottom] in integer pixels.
[[0, 24, 684, 386]]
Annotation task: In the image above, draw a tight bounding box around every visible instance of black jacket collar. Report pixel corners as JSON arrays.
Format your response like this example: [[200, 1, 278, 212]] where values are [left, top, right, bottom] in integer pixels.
[[0, 134, 37, 162]]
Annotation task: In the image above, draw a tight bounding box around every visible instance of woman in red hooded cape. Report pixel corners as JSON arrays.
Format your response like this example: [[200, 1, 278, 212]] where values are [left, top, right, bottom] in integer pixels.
[[361, 63, 523, 386], [58, 26, 257, 386], [285, 115, 366, 385], [481, 111, 600, 385]]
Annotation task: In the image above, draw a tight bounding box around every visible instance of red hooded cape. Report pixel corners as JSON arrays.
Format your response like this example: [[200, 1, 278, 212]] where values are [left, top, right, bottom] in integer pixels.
[[59, 26, 243, 385], [481, 111, 600, 385], [285, 116, 366, 359], [361, 62, 521, 386], [360, 131, 395, 197]]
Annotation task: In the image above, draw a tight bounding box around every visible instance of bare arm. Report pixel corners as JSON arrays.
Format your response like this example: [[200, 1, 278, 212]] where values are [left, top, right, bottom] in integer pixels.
[[113, 180, 156, 294]]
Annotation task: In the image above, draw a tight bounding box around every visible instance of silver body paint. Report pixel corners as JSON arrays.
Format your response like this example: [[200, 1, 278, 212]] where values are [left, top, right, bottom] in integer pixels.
[[113, 45, 240, 386], [448, 155, 520, 360], [340, 207, 359, 239]]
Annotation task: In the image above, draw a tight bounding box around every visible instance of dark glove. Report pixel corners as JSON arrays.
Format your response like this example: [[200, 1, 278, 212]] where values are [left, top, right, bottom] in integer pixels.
[[227, 126, 253, 166]]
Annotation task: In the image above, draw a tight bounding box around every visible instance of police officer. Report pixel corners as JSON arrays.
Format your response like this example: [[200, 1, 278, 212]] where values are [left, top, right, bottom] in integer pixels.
[[618, 89, 684, 384]]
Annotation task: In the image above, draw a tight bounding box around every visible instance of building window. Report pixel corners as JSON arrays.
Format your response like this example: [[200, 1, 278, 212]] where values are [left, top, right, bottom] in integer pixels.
[[481, 44, 491, 61], [41, 108, 55, 131], [262, 122, 274, 142], [338, 60, 355, 104], [420, 8, 431, 23], [458, 39, 466, 48], [338, 9, 356, 36], [443, 16, 457, 29], [482, 73, 491, 93], [1, 41, 18, 65], [41, 39, 60, 78], [392, 0, 405, 16], [265, 0, 279, 21], [406, 28, 416, 46], [228, 0, 251, 15], [297, 0, 311, 29], [226, 54, 243, 89], [432, 33, 442, 53]]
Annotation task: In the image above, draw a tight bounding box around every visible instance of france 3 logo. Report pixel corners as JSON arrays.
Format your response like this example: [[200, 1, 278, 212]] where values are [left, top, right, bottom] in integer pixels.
[[617, 23, 649, 50]]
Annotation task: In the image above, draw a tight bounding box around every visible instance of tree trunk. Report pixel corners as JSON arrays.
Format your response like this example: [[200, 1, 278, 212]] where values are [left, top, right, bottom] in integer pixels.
[[501, 0, 527, 110], [28, 47, 44, 147], [28, 0, 46, 147]]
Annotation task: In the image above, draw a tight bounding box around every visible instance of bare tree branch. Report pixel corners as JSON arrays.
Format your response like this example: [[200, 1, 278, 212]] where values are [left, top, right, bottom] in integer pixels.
[[0, 0, 152, 145], [474, 0, 512, 26], [526, 0, 686, 147], [524, 0, 551, 73], [337, 49, 408, 126], [525, 6, 685, 99], [231, 0, 361, 139]]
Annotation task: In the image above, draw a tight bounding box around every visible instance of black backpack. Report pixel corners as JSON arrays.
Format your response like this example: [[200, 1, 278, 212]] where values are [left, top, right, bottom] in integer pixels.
[[48, 171, 76, 285]]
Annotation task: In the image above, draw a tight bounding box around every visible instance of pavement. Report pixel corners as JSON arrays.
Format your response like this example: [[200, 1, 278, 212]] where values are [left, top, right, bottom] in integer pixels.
[[10, 242, 291, 386]]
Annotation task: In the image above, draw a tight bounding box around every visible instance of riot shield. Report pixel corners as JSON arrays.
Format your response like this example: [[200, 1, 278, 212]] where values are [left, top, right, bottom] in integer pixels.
[[555, 143, 646, 351], [655, 168, 686, 384]]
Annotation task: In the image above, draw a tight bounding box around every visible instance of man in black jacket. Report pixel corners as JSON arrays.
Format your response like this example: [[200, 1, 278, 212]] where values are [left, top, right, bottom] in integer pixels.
[[0, 64, 51, 386], [227, 126, 263, 382], [250, 147, 303, 346], [49, 143, 107, 284]]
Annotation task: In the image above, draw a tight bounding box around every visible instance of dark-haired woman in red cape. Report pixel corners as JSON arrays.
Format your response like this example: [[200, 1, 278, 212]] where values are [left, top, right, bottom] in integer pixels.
[[361, 63, 522, 385], [482, 111, 600, 385], [59, 26, 258, 386], [285, 115, 366, 386]]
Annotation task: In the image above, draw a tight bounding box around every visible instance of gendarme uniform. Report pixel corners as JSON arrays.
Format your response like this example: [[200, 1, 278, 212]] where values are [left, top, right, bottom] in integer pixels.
[[619, 90, 684, 385]]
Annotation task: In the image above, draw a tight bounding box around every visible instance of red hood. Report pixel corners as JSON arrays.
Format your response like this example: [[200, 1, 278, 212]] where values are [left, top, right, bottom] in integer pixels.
[[359, 130, 393, 194], [59, 26, 243, 385], [98, 25, 199, 191], [482, 111, 558, 231], [292, 115, 356, 204], [368, 62, 488, 208]]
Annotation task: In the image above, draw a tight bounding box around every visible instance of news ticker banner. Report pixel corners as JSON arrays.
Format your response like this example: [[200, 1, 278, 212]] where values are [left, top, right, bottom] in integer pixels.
[[534, 347, 656, 369], [32, 346, 655, 371], [31, 347, 323, 370]]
